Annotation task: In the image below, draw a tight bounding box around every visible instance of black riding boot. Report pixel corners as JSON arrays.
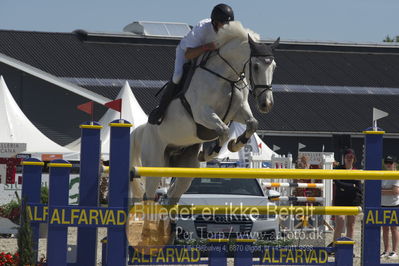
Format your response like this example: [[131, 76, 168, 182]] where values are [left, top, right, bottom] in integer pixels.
[[148, 82, 177, 125]]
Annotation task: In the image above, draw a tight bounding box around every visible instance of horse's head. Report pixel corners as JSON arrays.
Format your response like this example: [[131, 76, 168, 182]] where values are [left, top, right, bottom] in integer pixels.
[[247, 36, 279, 113], [214, 22, 279, 114]]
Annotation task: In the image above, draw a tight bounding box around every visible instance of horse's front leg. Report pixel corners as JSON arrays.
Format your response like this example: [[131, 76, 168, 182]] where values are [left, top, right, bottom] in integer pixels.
[[228, 105, 259, 152], [167, 144, 201, 205], [228, 118, 258, 152], [195, 107, 230, 162]]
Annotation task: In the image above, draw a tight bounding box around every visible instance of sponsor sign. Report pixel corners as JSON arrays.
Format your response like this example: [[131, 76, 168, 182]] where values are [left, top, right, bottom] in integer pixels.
[[41, 154, 63, 161], [0, 164, 6, 184], [298, 152, 334, 165], [16, 153, 31, 159], [0, 143, 27, 157]]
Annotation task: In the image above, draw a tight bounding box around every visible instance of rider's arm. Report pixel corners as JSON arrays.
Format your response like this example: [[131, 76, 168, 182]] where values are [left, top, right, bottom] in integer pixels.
[[185, 42, 217, 60], [382, 185, 399, 195]]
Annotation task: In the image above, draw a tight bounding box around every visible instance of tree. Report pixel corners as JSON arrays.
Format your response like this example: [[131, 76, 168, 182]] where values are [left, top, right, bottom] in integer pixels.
[[17, 201, 35, 265], [383, 35, 399, 42]]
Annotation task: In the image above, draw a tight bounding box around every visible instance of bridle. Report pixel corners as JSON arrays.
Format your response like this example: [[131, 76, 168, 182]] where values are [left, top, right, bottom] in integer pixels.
[[199, 49, 247, 91], [181, 44, 274, 123], [199, 49, 274, 98], [248, 55, 274, 98]]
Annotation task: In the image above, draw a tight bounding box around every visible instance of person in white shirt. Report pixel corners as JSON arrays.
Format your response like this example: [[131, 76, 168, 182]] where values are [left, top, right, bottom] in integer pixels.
[[148, 3, 234, 125], [381, 155, 399, 259]]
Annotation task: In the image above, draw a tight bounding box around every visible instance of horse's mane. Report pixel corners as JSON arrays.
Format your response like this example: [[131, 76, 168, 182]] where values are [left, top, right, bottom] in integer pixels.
[[215, 21, 260, 47]]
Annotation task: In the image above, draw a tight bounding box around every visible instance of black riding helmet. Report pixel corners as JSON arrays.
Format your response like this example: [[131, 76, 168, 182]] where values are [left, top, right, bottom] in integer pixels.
[[211, 3, 234, 23]]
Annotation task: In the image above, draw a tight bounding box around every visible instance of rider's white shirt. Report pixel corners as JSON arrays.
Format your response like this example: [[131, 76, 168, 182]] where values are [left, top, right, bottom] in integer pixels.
[[172, 19, 217, 84], [179, 18, 217, 51]]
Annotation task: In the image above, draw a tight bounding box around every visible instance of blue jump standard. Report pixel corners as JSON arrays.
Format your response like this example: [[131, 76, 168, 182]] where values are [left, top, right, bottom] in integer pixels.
[[21, 122, 393, 265]]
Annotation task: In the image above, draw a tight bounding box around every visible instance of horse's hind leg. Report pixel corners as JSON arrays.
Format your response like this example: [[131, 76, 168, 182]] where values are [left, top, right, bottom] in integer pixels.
[[167, 144, 201, 205]]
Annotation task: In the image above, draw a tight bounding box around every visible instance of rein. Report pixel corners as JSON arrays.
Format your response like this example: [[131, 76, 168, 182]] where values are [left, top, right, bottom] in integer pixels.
[[196, 49, 247, 122], [181, 46, 273, 124], [200, 49, 273, 99], [199, 49, 247, 91]]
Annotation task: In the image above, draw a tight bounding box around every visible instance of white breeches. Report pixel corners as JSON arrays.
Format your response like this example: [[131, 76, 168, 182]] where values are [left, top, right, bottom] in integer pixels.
[[172, 46, 188, 84]]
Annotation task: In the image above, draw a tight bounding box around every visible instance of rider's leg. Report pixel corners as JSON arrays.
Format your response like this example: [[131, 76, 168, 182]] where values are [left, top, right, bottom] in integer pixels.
[[148, 47, 186, 125], [172, 46, 186, 84], [148, 82, 178, 124]]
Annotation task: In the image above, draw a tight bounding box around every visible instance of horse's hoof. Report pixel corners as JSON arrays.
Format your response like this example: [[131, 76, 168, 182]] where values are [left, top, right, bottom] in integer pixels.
[[198, 151, 206, 162], [228, 139, 238, 152]]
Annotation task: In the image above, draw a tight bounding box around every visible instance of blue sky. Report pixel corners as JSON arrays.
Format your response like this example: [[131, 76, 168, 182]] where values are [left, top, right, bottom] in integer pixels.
[[1, 0, 399, 43]]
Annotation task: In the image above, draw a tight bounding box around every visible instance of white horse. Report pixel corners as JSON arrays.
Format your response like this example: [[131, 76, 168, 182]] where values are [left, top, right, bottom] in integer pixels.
[[130, 21, 279, 204]]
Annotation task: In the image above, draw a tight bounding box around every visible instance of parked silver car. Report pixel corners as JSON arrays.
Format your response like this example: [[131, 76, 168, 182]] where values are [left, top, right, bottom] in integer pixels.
[[170, 177, 279, 241]]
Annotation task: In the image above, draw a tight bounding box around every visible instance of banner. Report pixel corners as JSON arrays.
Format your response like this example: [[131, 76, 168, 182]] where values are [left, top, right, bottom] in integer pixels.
[[0, 143, 27, 157], [0, 164, 6, 184]]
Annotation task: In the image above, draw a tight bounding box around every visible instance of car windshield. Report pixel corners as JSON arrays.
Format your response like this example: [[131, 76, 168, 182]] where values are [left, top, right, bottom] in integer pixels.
[[185, 178, 264, 196]]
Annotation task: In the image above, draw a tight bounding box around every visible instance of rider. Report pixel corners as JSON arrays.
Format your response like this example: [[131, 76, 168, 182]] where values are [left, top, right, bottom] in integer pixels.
[[148, 3, 234, 125]]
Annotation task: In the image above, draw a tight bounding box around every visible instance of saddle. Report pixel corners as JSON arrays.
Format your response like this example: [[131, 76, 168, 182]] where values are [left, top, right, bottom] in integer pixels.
[[153, 52, 232, 141], [155, 55, 220, 141]]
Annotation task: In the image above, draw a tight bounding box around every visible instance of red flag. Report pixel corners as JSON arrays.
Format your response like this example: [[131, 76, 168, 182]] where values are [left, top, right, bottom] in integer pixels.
[[105, 99, 122, 112], [77, 101, 93, 115]]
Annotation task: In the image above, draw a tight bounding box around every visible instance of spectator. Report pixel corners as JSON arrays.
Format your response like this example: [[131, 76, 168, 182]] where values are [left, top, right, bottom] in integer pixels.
[[99, 158, 109, 204], [381, 155, 399, 259], [297, 155, 310, 169], [331, 148, 362, 247]]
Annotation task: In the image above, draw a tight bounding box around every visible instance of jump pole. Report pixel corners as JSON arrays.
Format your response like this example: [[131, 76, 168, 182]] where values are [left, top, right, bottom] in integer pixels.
[[133, 167, 399, 180]]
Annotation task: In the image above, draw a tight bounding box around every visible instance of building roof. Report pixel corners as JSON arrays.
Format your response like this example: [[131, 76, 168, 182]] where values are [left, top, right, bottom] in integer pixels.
[[0, 29, 399, 144]]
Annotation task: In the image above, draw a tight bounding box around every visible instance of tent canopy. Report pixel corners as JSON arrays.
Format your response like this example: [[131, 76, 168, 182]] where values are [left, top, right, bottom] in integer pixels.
[[0, 76, 74, 158], [66, 81, 148, 160]]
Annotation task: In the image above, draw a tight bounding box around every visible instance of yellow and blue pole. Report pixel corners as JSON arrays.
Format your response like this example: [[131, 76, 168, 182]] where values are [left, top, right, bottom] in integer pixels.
[[106, 119, 132, 266], [21, 158, 44, 262], [46, 160, 72, 266], [234, 239, 255, 266], [208, 239, 228, 266], [76, 122, 102, 266], [362, 129, 384, 266], [335, 238, 355, 266]]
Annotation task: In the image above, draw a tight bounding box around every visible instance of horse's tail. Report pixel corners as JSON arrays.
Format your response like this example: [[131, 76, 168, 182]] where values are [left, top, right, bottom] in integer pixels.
[[130, 124, 146, 200]]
